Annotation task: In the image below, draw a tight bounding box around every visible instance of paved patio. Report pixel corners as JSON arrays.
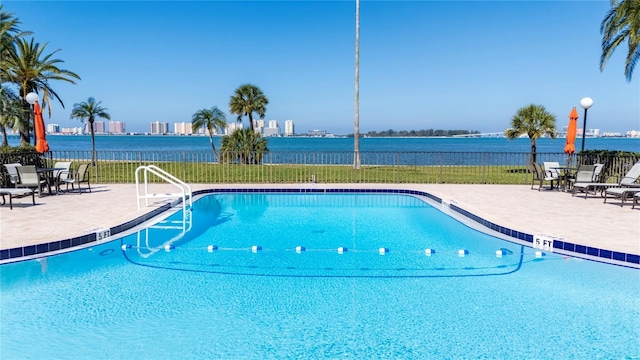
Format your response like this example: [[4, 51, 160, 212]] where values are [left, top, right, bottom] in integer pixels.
[[1, 183, 638, 264]]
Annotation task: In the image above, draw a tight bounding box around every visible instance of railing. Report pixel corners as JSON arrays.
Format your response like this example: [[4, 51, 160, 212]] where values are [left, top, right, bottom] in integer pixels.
[[2, 150, 639, 186], [135, 165, 192, 212]]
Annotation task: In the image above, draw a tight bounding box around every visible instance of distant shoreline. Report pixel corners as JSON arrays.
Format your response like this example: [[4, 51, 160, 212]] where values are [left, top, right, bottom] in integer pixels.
[[9, 133, 639, 140]]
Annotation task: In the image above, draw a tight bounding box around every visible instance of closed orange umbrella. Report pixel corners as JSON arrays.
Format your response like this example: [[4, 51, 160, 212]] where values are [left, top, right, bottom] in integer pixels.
[[33, 101, 50, 153], [564, 107, 578, 154]]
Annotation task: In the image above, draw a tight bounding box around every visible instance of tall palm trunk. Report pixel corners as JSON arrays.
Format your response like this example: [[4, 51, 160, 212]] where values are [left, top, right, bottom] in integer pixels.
[[353, 0, 361, 170], [1, 125, 8, 147], [89, 118, 96, 166], [208, 130, 218, 162], [530, 139, 537, 163], [19, 97, 31, 146]]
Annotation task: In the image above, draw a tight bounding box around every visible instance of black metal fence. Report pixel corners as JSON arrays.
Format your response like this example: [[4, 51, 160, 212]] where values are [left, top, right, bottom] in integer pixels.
[[1, 150, 638, 187]]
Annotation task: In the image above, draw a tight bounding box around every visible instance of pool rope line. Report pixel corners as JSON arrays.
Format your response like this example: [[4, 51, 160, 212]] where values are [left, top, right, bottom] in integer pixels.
[[119, 240, 529, 278], [120, 243, 546, 259]]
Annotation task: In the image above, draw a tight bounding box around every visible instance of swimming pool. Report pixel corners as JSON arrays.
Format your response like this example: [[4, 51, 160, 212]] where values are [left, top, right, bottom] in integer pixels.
[[1, 193, 638, 359]]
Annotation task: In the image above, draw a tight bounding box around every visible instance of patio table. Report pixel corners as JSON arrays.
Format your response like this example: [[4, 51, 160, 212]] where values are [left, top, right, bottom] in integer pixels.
[[550, 165, 578, 192], [36, 167, 66, 195]]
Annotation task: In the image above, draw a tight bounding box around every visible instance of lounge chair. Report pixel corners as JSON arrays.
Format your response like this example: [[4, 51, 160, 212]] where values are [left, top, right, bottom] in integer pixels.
[[0, 188, 36, 209], [604, 187, 640, 207], [570, 165, 596, 197], [573, 162, 640, 199], [62, 164, 91, 193], [633, 192, 640, 209], [3, 163, 22, 187], [530, 162, 560, 191], [602, 163, 640, 206], [16, 165, 47, 197]]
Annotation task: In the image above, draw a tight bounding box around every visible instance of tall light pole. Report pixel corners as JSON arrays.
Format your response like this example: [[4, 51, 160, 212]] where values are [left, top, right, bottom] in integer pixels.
[[579, 97, 593, 153], [25, 92, 39, 146], [353, 0, 361, 170]]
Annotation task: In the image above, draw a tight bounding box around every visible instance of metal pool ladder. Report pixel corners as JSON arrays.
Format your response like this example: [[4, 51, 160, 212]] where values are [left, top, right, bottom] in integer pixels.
[[135, 165, 193, 213]]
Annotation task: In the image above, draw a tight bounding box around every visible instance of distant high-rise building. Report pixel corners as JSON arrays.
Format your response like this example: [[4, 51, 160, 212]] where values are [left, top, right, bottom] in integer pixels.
[[254, 119, 265, 134], [284, 120, 294, 136], [85, 121, 105, 134], [108, 121, 126, 134], [47, 123, 60, 134], [174, 122, 193, 135], [61, 127, 83, 135], [150, 121, 169, 135], [226, 122, 243, 134], [262, 120, 280, 137]]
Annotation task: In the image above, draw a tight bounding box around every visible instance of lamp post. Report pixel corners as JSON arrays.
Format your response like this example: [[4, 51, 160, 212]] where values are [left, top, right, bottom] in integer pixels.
[[579, 97, 593, 153], [25, 92, 38, 105], [25, 92, 39, 146]]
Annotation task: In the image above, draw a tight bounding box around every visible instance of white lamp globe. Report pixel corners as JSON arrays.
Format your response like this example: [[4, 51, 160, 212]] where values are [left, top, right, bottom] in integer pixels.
[[25, 92, 39, 105], [580, 97, 593, 110]]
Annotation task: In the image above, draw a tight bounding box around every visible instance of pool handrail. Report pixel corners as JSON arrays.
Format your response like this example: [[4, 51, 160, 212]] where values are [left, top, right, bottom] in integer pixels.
[[135, 165, 193, 213]]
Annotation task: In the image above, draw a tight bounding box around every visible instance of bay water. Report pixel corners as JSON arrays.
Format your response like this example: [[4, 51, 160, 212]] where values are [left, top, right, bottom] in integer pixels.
[[6, 135, 639, 153]]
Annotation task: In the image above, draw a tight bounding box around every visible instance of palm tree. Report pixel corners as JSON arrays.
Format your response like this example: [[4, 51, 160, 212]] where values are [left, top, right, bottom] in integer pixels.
[[600, 0, 640, 82], [192, 106, 227, 161], [505, 104, 557, 163], [70, 97, 110, 166], [220, 128, 268, 165], [0, 6, 31, 83], [353, 0, 361, 170], [0, 85, 25, 147], [4, 37, 80, 145], [228, 84, 268, 131]]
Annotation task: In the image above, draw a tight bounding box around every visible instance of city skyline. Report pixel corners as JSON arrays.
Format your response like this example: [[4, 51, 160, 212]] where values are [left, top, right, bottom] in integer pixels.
[[4, 1, 639, 135], [38, 117, 634, 138]]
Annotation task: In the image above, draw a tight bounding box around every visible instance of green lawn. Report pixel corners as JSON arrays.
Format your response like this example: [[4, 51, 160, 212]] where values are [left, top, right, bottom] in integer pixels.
[[91, 162, 532, 184]]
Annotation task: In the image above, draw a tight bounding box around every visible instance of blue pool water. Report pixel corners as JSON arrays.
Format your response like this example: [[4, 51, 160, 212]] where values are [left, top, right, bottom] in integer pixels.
[[1, 193, 639, 359]]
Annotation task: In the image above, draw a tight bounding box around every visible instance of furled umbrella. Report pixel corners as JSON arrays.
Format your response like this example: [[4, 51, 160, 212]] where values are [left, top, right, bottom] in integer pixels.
[[26, 92, 50, 153], [564, 107, 578, 154]]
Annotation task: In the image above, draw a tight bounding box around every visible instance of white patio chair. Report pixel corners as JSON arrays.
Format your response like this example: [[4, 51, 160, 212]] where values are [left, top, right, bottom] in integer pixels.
[[16, 165, 47, 196], [531, 162, 559, 191], [3, 163, 22, 187]]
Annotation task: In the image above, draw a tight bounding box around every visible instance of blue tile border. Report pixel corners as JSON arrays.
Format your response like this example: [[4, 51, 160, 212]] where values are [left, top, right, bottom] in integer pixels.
[[1, 202, 173, 263], [1, 188, 637, 268]]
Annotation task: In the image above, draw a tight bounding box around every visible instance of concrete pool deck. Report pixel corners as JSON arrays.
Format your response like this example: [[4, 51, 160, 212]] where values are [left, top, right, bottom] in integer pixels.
[[1, 183, 638, 265]]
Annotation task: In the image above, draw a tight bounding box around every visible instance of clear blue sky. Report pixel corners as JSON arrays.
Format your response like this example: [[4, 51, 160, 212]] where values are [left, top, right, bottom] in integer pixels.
[[4, 0, 639, 135]]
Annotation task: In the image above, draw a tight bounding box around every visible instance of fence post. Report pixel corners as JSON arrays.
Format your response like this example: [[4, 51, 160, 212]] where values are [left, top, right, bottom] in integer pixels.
[[182, 151, 186, 182], [439, 153, 443, 183], [482, 153, 487, 184]]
